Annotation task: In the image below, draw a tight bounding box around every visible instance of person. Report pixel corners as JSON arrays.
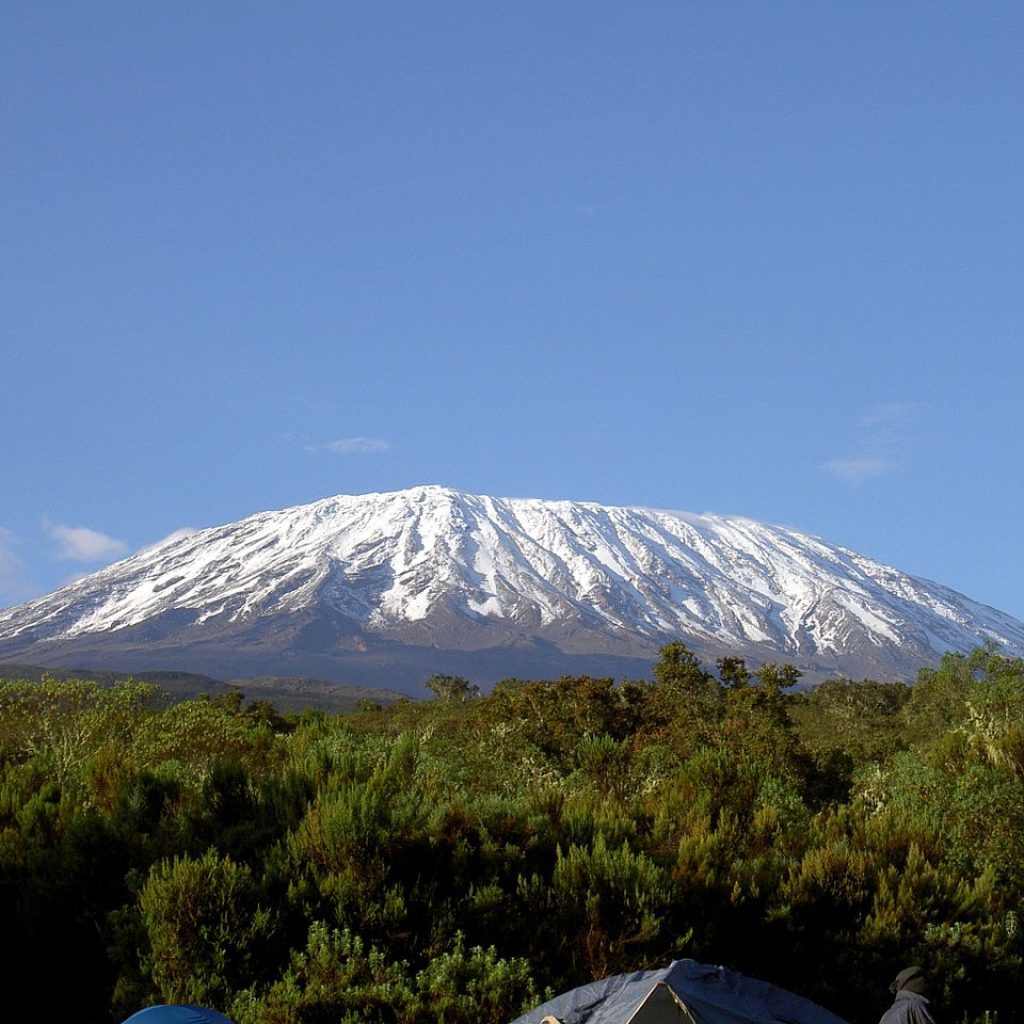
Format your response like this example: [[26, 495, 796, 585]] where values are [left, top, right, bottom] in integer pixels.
[[879, 966, 937, 1024]]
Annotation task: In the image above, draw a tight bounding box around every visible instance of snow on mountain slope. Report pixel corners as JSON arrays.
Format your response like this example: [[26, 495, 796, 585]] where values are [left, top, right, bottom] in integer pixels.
[[1, 485, 1021, 684]]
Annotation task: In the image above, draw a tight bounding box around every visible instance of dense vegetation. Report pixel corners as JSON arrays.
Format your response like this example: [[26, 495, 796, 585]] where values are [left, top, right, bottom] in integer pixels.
[[1, 644, 1021, 1024]]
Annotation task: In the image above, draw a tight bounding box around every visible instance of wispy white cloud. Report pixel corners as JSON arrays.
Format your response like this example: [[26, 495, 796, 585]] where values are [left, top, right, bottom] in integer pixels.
[[44, 519, 128, 562], [823, 457, 895, 483], [857, 402, 921, 428], [308, 436, 391, 455], [0, 528, 17, 570], [0, 527, 33, 604], [134, 527, 200, 557], [823, 402, 921, 485], [156, 527, 200, 546]]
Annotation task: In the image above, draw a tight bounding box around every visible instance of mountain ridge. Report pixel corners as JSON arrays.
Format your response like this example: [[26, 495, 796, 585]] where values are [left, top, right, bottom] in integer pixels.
[[1, 485, 1021, 691]]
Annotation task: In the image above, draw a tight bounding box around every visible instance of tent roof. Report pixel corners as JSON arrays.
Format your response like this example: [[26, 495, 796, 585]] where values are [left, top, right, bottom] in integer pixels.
[[120, 1006, 237, 1024], [512, 960, 848, 1024]]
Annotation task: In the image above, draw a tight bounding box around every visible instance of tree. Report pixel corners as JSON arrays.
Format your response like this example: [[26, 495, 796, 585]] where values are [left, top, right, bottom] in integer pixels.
[[722, 663, 806, 789], [716, 656, 751, 690], [648, 642, 722, 749], [755, 662, 802, 692], [652, 641, 710, 691], [425, 674, 480, 702], [525, 833, 681, 979], [138, 849, 274, 1007]]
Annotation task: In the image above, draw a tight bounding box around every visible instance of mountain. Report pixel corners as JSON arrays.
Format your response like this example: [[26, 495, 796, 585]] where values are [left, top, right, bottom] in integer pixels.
[[1, 485, 1022, 693]]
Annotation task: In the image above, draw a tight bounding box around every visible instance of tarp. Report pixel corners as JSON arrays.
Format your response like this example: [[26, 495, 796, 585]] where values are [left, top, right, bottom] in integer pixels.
[[120, 1006, 237, 1024], [511, 960, 848, 1024]]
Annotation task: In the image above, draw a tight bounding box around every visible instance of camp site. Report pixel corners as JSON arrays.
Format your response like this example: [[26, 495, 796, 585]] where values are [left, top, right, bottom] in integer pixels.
[[118, 959, 854, 1024]]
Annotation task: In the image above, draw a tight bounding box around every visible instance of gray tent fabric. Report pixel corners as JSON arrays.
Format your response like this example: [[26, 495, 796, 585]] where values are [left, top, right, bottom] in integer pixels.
[[511, 960, 849, 1024]]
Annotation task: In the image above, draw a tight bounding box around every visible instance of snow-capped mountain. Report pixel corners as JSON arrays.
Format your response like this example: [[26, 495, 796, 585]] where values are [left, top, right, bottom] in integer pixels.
[[1, 485, 1022, 691]]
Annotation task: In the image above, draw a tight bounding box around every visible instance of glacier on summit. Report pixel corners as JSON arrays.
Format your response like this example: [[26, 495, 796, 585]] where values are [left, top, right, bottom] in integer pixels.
[[1, 485, 1021, 689]]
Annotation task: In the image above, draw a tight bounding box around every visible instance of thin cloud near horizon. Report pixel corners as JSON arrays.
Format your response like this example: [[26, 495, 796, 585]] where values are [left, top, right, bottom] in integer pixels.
[[43, 519, 128, 562], [0, 527, 35, 604], [857, 401, 921, 428], [307, 436, 391, 455], [822, 456, 895, 484], [823, 402, 921, 485]]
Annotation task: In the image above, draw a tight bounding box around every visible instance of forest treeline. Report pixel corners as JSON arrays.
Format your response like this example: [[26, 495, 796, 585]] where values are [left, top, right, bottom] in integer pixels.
[[1, 644, 1022, 1024]]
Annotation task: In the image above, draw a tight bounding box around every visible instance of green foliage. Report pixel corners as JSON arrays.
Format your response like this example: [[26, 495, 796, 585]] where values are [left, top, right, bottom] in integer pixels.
[[0, 677, 160, 786], [716, 655, 751, 690], [790, 678, 913, 790], [138, 849, 275, 1006], [231, 924, 542, 1024], [425, 674, 481, 702], [413, 932, 544, 1024], [1, 650, 1022, 1024], [647, 644, 723, 755], [528, 832, 681, 978], [652, 641, 709, 689], [231, 921, 417, 1024]]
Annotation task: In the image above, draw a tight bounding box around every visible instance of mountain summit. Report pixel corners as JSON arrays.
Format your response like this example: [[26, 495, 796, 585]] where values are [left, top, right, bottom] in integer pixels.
[[1, 486, 1021, 691]]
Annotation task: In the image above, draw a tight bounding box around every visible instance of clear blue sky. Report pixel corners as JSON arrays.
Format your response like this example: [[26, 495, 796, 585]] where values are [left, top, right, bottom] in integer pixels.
[[3, 2, 1023, 622]]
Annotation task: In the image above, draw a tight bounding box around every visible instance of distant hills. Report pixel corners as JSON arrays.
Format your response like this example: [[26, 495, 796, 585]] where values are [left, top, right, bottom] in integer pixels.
[[0, 663, 406, 714], [1, 485, 1022, 693]]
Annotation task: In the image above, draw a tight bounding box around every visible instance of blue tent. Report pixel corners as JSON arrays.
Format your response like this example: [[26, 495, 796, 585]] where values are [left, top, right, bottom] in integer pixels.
[[511, 960, 848, 1024], [120, 1007, 237, 1024]]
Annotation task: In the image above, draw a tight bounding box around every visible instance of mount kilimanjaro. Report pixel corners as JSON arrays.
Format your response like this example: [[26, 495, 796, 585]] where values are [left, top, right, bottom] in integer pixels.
[[1, 485, 1022, 692]]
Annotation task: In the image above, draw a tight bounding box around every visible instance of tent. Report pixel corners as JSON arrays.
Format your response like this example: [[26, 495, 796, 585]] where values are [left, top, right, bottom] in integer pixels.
[[511, 960, 848, 1024], [120, 1007, 237, 1024]]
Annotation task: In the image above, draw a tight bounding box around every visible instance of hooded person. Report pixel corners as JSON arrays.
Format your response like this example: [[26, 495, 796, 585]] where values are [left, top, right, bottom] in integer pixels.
[[878, 967, 937, 1024]]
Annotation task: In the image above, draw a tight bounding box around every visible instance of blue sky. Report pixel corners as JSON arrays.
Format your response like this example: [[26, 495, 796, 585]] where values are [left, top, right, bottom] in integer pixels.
[[3, 2, 1023, 622]]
